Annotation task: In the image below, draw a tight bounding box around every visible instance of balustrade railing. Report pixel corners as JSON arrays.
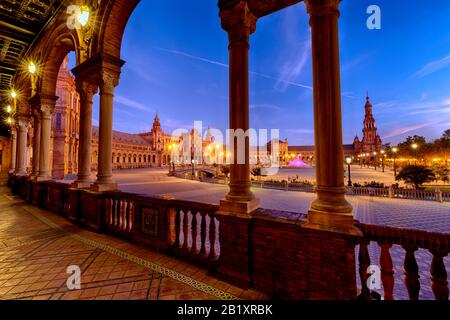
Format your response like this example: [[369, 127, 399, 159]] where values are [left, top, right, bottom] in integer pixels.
[[103, 191, 220, 270], [9, 175, 450, 300], [358, 223, 449, 300]]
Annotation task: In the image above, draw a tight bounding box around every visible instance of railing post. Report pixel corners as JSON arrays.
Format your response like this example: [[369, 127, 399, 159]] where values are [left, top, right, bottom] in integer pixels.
[[430, 249, 449, 300], [358, 240, 371, 300], [435, 188, 443, 203], [380, 243, 394, 300], [388, 186, 394, 198], [403, 245, 420, 300]]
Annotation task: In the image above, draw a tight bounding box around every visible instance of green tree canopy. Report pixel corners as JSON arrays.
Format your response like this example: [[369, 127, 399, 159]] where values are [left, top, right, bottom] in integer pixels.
[[396, 165, 436, 189]]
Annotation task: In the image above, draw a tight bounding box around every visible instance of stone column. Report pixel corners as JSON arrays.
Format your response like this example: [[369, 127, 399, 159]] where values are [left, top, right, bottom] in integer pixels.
[[37, 101, 56, 181], [9, 128, 17, 173], [30, 109, 41, 178], [92, 71, 118, 192], [219, 1, 260, 214], [304, 0, 359, 235], [15, 116, 30, 176], [73, 80, 97, 188]]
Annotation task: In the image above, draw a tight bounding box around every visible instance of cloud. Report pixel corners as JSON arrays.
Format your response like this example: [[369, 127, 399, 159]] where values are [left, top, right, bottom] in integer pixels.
[[376, 98, 450, 116], [115, 95, 153, 112], [286, 128, 314, 135], [153, 46, 313, 91], [273, 40, 311, 92], [250, 104, 282, 111], [412, 54, 450, 79], [154, 47, 229, 68], [382, 119, 449, 139]]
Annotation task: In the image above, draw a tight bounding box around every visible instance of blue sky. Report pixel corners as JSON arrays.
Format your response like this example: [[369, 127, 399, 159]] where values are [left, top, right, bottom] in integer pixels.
[[84, 0, 450, 146]]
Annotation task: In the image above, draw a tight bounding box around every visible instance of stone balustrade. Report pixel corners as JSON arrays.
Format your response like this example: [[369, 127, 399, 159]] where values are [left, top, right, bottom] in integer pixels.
[[9, 175, 359, 299], [172, 171, 449, 203], [358, 222, 449, 300]]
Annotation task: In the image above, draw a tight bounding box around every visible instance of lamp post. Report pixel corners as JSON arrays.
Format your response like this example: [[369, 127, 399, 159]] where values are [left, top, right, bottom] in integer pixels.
[[392, 147, 398, 176], [373, 152, 378, 170], [346, 156, 353, 187], [380, 150, 386, 172], [411, 143, 418, 165], [28, 61, 37, 96], [191, 159, 195, 177], [11, 90, 17, 111]]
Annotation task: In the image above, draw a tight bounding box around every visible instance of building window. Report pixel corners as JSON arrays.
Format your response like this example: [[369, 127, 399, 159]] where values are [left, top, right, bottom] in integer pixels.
[[56, 113, 62, 130]]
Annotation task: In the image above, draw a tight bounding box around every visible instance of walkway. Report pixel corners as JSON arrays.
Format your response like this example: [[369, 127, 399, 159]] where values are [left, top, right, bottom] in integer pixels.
[[0, 190, 266, 300]]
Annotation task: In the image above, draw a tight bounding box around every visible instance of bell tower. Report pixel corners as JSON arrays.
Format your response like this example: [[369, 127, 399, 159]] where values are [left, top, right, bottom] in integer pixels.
[[361, 93, 382, 152]]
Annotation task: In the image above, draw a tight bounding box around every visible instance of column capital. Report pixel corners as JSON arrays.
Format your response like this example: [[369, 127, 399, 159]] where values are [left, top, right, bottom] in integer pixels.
[[304, 0, 341, 21], [99, 70, 120, 95], [220, 1, 257, 48], [72, 52, 125, 92], [75, 79, 98, 101], [15, 114, 30, 128]]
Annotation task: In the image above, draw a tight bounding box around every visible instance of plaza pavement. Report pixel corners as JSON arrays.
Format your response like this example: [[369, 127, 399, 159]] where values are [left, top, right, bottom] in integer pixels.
[[2, 168, 448, 300], [0, 191, 265, 300]]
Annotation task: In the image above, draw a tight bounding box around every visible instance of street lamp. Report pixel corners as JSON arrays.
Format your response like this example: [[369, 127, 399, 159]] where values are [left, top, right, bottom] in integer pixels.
[[346, 157, 353, 187], [380, 150, 386, 172], [373, 152, 378, 170], [10, 90, 17, 115], [79, 6, 90, 27], [411, 143, 418, 165], [191, 159, 195, 177], [392, 147, 398, 176], [28, 61, 37, 96]]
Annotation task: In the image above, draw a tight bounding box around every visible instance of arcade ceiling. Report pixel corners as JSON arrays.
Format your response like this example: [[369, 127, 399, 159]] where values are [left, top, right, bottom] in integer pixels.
[[0, 0, 64, 96]]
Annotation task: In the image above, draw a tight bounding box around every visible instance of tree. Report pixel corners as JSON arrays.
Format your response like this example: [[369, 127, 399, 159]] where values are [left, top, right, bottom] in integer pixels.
[[251, 167, 262, 181], [432, 164, 450, 184], [396, 165, 436, 189], [221, 165, 230, 177], [442, 129, 450, 140]]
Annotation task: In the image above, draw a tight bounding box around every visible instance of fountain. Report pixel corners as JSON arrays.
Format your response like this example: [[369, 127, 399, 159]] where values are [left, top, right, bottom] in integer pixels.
[[288, 156, 310, 168]]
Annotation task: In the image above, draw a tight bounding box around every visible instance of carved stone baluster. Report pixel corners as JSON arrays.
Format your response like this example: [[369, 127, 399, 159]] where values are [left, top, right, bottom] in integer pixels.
[[358, 240, 371, 300], [208, 215, 217, 262], [128, 202, 134, 232], [190, 211, 199, 258], [430, 249, 449, 300], [174, 208, 181, 249], [122, 200, 128, 231], [403, 246, 420, 300], [119, 199, 124, 230], [113, 198, 118, 227], [181, 210, 190, 252], [199, 213, 207, 260], [380, 243, 394, 300], [107, 198, 113, 225]]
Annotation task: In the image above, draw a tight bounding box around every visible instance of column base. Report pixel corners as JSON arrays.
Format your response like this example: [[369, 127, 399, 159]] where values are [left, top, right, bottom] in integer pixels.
[[72, 180, 92, 189], [35, 176, 52, 182], [219, 198, 260, 216], [91, 182, 118, 192], [305, 208, 362, 236]]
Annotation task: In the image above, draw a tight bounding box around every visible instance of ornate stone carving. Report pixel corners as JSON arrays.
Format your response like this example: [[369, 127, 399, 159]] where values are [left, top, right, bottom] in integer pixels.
[[40, 104, 55, 120], [304, 0, 341, 20], [16, 115, 30, 133], [99, 70, 119, 95], [75, 79, 98, 102], [220, 1, 257, 48]]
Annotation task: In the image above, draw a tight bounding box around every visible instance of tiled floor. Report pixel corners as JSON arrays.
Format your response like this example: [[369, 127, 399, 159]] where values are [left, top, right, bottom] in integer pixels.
[[0, 191, 266, 300]]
